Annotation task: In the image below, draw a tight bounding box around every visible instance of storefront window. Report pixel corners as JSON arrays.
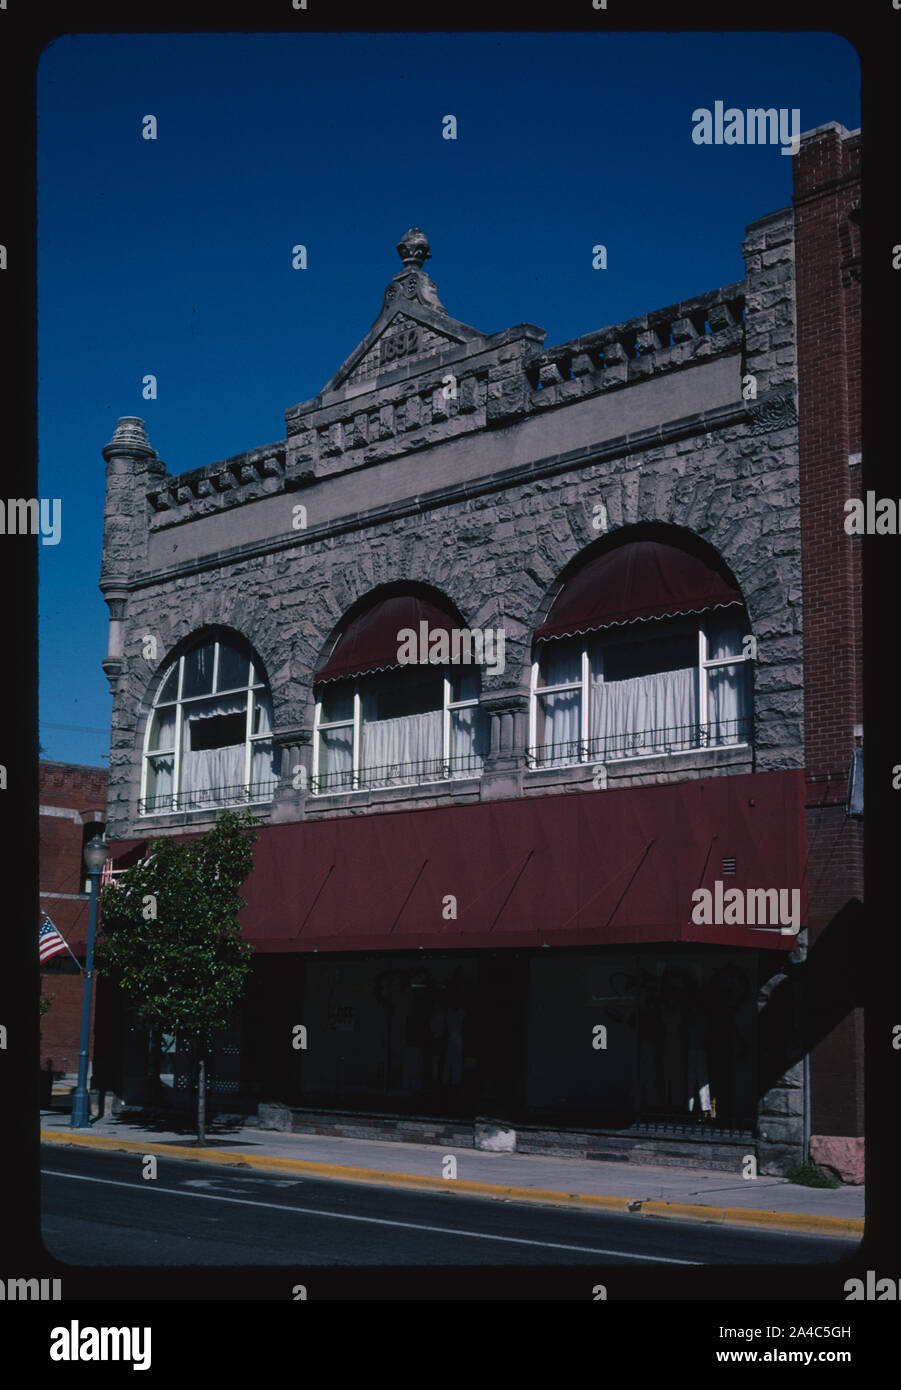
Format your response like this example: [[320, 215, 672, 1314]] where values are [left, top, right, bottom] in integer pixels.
[[525, 951, 757, 1131]]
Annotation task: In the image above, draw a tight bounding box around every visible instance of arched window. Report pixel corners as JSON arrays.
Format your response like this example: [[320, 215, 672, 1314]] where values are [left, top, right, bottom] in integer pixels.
[[141, 635, 278, 814], [313, 594, 488, 792], [529, 539, 753, 767]]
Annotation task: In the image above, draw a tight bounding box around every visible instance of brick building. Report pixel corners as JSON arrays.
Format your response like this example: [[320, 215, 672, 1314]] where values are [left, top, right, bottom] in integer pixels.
[[792, 123, 863, 1181], [93, 123, 862, 1178], [39, 761, 107, 1086]]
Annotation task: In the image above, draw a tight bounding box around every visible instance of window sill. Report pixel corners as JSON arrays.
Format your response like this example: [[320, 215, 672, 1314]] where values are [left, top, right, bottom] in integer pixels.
[[138, 793, 276, 819], [524, 743, 752, 792], [308, 775, 482, 814], [136, 804, 276, 831]]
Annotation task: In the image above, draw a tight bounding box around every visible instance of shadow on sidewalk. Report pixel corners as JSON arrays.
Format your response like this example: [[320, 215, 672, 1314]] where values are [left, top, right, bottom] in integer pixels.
[[46, 1109, 260, 1147]]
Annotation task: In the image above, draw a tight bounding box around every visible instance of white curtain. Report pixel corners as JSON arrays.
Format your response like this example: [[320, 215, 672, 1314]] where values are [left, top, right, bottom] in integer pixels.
[[450, 705, 484, 776], [186, 695, 247, 725], [250, 740, 278, 789], [145, 707, 176, 807], [707, 620, 750, 744], [591, 667, 698, 758], [708, 667, 750, 744], [362, 710, 443, 785], [146, 754, 174, 806], [252, 693, 273, 736], [180, 746, 248, 804], [321, 725, 354, 787], [181, 695, 248, 802], [535, 642, 581, 765], [149, 707, 177, 752], [537, 689, 581, 764]]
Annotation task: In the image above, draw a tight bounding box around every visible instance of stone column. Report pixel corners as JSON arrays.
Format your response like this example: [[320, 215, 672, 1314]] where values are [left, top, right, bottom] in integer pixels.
[[479, 690, 529, 801], [269, 727, 314, 822], [756, 944, 806, 1176], [101, 590, 129, 690]]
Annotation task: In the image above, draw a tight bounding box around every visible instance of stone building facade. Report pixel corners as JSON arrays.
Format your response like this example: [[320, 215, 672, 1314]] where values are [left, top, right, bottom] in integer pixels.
[[94, 126, 862, 1178]]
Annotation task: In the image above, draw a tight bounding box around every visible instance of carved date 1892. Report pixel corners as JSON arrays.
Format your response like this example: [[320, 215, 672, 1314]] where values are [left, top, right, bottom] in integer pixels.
[[381, 326, 419, 366]]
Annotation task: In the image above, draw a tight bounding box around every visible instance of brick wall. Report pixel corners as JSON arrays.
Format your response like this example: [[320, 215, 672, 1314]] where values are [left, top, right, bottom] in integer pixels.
[[794, 124, 862, 781], [39, 762, 108, 1076], [792, 124, 863, 1146]]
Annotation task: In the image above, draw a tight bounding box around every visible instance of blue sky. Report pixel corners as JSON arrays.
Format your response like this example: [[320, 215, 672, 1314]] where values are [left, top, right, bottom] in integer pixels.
[[37, 30, 859, 770]]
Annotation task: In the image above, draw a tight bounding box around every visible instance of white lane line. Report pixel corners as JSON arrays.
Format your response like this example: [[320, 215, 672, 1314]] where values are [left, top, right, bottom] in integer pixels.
[[40, 1169, 699, 1264]]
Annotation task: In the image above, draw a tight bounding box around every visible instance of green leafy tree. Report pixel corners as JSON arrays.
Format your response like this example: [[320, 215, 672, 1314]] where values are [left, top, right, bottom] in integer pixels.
[[95, 809, 257, 1143]]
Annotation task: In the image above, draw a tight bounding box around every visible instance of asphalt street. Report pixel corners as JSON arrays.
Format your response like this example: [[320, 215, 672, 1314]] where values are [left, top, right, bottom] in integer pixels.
[[41, 1145, 858, 1268]]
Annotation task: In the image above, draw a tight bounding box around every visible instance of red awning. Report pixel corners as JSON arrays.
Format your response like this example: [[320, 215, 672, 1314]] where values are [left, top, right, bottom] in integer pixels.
[[315, 595, 463, 684], [239, 770, 804, 954], [107, 838, 148, 868], [535, 540, 743, 641]]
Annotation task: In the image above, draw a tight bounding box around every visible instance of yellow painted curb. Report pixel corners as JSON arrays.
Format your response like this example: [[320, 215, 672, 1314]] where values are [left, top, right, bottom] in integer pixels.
[[639, 1199, 863, 1237], [40, 1131, 863, 1237], [40, 1131, 632, 1207]]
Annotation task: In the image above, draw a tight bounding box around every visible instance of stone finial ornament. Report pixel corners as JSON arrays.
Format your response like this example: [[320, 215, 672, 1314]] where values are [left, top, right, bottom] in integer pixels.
[[381, 228, 445, 314], [102, 416, 157, 461], [396, 228, 432, 271]]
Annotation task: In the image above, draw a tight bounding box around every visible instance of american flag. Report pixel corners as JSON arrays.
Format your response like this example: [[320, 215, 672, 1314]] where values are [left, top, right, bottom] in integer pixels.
[[39, 914, 70, 964]]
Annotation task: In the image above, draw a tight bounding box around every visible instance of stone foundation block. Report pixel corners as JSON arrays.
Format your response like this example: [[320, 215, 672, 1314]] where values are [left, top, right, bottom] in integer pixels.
[[474, 1119, 516, 1152], [258, 1102, 293, 1132], [810, 1134, 864, 1185]]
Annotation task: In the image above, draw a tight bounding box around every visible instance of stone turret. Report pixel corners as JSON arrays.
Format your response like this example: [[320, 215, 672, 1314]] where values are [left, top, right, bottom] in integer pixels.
[[99, 416, 166, 691]]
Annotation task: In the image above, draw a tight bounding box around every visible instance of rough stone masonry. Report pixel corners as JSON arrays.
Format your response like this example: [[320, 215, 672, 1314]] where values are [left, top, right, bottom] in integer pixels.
[[98, 213, 805, 1172]]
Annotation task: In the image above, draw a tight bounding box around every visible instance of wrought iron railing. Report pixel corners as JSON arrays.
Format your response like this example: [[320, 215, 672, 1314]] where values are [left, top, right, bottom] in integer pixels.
[[312, 751, 484, 794], [139, 778, 279, 815], [526, 716, 752, 769]]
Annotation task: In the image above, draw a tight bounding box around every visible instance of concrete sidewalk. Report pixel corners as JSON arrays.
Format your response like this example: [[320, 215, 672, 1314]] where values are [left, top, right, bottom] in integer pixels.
[[40, 1112, 864, 1238]]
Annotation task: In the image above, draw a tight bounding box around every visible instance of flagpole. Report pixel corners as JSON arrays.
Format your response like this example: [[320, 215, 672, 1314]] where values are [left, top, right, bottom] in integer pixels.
[[71, 837, 109, 1128], [63, 939, 84, 972], [40, 910, 85, 971]]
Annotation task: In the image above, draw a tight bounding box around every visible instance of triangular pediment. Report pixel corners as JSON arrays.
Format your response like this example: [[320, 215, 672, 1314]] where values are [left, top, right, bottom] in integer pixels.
[[321, 269, 486, 396]]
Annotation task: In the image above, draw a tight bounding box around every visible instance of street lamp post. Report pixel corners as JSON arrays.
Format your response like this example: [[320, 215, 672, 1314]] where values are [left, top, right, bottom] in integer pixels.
[[71, 834, 108, 1128]]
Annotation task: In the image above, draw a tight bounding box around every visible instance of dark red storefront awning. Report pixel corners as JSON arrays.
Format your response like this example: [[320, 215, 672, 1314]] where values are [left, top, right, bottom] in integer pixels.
[[239, 770, 804, 954], [106, 838, 148, 869], [315, 595, 463, 684], [535, 540, 743, 641]]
